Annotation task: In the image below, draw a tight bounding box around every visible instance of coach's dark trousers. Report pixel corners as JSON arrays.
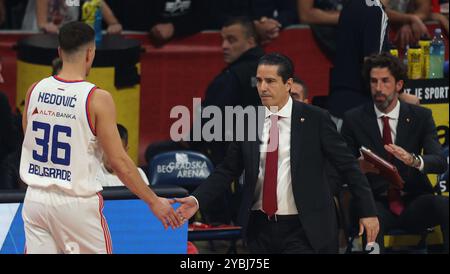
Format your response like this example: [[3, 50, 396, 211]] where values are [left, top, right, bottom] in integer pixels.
[[246, 210, 338, 254]]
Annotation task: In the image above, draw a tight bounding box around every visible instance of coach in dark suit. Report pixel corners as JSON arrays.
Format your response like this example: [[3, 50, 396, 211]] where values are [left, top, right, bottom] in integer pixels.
[[341, 52, 449, 253], [175, 53, 379, 254]]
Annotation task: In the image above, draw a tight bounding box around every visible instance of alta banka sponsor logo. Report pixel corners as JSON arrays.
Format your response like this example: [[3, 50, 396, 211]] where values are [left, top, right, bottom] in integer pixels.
[[37, 92, 77, 108], [32, 107, 77, 120]]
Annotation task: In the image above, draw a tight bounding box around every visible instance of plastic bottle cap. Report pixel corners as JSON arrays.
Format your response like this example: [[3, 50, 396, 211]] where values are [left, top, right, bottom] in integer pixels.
[[435, 28, 442, 35]]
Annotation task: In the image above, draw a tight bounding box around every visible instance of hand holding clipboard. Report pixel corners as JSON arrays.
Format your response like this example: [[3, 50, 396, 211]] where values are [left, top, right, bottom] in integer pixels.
[[360, 146, 405, 190]]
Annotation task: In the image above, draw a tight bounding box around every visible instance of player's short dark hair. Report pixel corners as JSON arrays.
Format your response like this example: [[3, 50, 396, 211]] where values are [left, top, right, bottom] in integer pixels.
[[58, 22, 95, 54], [117, 124, 128, 145], [292, 75, 308, 98], [223, 16, 260, 45], [258, 52, 294, 83], [363, 52, 407, 92]]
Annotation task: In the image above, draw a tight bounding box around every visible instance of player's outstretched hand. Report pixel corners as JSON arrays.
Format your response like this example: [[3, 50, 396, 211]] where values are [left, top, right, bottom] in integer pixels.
[[150, 197, 183, 230]]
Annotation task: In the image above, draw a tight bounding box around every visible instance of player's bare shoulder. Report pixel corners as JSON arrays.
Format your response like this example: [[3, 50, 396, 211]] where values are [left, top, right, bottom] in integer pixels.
[[91, 88, 113, 104], [89, 88, 115, 111]]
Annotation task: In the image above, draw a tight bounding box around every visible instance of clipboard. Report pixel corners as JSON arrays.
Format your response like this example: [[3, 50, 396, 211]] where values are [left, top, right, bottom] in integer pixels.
[[360, 146, 405, 190]]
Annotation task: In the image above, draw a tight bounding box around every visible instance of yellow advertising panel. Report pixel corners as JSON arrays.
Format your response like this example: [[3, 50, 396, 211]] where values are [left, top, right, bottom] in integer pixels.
[[16, 60, 140, 163]]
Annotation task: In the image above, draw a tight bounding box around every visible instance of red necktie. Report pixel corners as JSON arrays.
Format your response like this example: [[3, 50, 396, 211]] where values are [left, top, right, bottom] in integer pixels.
[[382, 116, 405, 216], [262, 115, 279, 217]]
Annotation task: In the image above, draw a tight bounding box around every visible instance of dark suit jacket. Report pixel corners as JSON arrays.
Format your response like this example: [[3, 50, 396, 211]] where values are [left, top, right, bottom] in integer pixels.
[[341, 102, 447, 197], [193, 101, 377, 251]]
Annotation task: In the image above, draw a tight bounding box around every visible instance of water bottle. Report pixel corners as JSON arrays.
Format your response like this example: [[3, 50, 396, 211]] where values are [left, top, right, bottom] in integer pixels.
[[429, 28, 445, 79], [403, 45, 409, 72], [408, 45, 423, 80], [94, 3, 103, 45], [418, 35, 431, 79]]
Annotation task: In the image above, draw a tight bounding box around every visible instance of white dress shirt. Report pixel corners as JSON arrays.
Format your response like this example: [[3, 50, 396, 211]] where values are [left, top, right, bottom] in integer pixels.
[[252, 97, 298, 215], [374, 100, 424, 170]]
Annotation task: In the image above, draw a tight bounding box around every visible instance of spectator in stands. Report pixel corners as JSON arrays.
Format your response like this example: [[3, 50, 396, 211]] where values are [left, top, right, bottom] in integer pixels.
[[208, 0, 299, 45], [430, 1, 449, 34], [385, 0, 432, 49], [341, 52, 449, 253], [22, 0, 122, 34], [107, 0, 210, 46], [297, 0, 342, 25], [297, 0, 430, 58], [297, 0, 344, 59], [98, 124, 149, 187], [146, 0, 210, 46], [289, 76, 309, 104], [0, 0, 27, 29], [388, 0, 449, 47]]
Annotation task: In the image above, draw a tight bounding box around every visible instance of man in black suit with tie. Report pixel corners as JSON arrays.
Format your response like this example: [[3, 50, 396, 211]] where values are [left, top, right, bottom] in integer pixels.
[[341, 52, 449, 253], [175, 53, 379, 253]]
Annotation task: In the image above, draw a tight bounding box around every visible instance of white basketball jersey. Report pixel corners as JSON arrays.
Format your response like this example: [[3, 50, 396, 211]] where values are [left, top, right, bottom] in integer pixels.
[[20, 76, 104, 197]]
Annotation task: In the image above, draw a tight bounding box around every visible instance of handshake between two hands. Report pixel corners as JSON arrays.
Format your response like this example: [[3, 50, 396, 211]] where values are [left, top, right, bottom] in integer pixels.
[[151, 196, 199, 230]]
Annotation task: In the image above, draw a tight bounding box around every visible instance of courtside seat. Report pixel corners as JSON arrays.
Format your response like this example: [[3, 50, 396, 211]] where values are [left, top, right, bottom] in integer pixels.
[[148, 150, 214, 192]]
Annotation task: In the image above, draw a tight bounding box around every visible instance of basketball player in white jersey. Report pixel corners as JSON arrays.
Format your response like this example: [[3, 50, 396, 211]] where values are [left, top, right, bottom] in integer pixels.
[[19, 22, 182, 254]]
